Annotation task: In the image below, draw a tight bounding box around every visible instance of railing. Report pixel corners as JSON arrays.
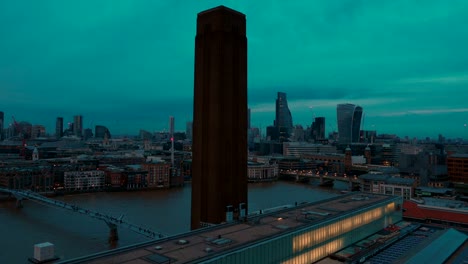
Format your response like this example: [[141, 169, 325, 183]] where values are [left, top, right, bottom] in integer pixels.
[[0, 187, 165, 240]]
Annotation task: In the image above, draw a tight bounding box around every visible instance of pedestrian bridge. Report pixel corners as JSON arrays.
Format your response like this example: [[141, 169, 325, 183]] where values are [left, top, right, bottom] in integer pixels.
[[0, 187, 165, 242]]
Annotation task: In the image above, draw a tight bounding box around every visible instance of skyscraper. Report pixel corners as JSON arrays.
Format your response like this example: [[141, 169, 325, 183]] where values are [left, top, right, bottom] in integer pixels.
[[337, 104, 363, 144], [186, 121, 193, 141], [311, 117, 325, 141], [73, 115, 83, 138], [95, 125, 110, 139], [0, 111, 4, 140], [275, 92, 293, 140], [56, 117, 63, 139], [191, 6, 248, 230]]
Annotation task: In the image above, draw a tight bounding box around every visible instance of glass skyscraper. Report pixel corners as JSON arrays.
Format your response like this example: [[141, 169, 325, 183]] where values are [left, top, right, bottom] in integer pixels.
[[275, 92, 293, 139], [337, 104, 363, 144]]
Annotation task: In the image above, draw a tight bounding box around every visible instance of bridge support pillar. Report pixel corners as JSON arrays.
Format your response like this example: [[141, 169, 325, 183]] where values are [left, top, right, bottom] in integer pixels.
[[16, 198, 23, 208], [107, 223, 118, 242]]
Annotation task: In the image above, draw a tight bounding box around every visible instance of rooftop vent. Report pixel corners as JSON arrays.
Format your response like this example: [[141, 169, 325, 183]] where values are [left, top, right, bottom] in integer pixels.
[[176, 239, 189, 245]]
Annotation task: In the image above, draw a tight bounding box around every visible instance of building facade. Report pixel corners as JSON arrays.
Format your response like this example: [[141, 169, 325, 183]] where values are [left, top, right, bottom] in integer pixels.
[[191, 6, 248, 229], [95, 125, 110, 139], [31, 125, 46, 139], [64, 170, 105, 191], [56, 117, 63, 139], [73, 115, 83, 138], [247, 162, 278, 182], [311, 117, 325, 141], [337, 104, 363, 144], [359, 173, 415, 200], [275, 92, 293, 140], [143, 161, 171, 188]]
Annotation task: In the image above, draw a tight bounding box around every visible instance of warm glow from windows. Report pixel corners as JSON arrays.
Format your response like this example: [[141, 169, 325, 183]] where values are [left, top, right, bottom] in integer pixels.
[[292, 204, 387, 253]]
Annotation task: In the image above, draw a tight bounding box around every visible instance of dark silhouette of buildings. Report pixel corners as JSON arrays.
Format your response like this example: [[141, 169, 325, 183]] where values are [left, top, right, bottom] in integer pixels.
[[0, 111, 4, 140], [311, 117, 325, 141], [191, 6, 248, 230], [55, 117, 63, 139], [275, 92, 293, 141], [73, 115, 83, 138], [337, 103, 363, 144], [95, 125, 111, 139]]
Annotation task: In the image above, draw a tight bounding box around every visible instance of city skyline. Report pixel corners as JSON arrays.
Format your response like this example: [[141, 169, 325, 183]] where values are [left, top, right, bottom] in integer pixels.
[[1, 1, 468, 138]]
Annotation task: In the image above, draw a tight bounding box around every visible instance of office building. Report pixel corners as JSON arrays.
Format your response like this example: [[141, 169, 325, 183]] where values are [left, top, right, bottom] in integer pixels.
[[275, 92, 293, 140], [55, 117, 63, 139], [311, 117, 325, 141], [73, 115, 83, 138], [337, 104, 363, 144], [31, 125, 46, 139], [191, 6, 248, 229], [94, 125, 110, 139], [447, 154, 468, 194], [186, 121, 193, 141], [64, 170, 105, 191]]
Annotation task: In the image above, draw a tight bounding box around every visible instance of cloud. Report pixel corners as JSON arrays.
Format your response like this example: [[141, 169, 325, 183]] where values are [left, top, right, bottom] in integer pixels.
[[250, 97, 404, 113], [398, 74, 468, 85], [372, 108, 468, 117]]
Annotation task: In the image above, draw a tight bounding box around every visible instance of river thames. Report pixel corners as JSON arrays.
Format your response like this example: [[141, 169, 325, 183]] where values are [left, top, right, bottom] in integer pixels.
[[0, 181, 346, 263]]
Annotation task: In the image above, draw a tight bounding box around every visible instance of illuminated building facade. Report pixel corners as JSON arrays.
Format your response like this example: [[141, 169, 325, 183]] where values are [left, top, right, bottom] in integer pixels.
[[201, 195, 402, 264]]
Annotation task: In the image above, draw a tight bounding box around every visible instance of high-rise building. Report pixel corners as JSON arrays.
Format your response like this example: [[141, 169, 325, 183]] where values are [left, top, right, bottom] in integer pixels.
[[274, 92, 293, 137], [83, 128, 93, 140], [311, 117, 325, 141], [337, 104, 363, 144], [186, 121, 193, 141], [31, 125, 46, 139], [191, 6, 248, 230], [73, 115, 83, 138], [56, 117, 63, 139], [95, 125, 110, 139], [0, 111, 4, 140]]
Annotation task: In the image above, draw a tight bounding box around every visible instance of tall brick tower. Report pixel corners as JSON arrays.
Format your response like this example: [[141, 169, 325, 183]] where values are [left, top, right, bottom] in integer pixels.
[[191, 6, 248, 230]]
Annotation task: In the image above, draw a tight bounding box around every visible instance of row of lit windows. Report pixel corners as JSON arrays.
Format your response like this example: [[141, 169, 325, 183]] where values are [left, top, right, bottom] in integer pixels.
[[292, 204, 390, 252]]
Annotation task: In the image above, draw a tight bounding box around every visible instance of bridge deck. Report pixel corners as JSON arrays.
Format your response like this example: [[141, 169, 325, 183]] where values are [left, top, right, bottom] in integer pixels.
[[0, 187, 164, 239]]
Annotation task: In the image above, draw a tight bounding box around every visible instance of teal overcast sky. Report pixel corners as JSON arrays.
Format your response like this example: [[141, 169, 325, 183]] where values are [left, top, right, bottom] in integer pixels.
[[1, 0, 468, 139]]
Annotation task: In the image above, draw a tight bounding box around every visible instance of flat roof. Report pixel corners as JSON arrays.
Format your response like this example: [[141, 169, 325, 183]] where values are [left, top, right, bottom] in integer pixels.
[[61, 193, 398, 264], [449, 154, 468, 158], [405, 228, 467, 264]]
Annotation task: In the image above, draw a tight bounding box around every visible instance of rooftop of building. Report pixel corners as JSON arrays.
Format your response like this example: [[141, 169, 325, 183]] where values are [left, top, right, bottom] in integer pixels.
[[198, 5, 245, 17], [448, 154, 468, 159], [60, 193, 398, 264], [403, 200, 468, 224], [359, 174, 415, 185]]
